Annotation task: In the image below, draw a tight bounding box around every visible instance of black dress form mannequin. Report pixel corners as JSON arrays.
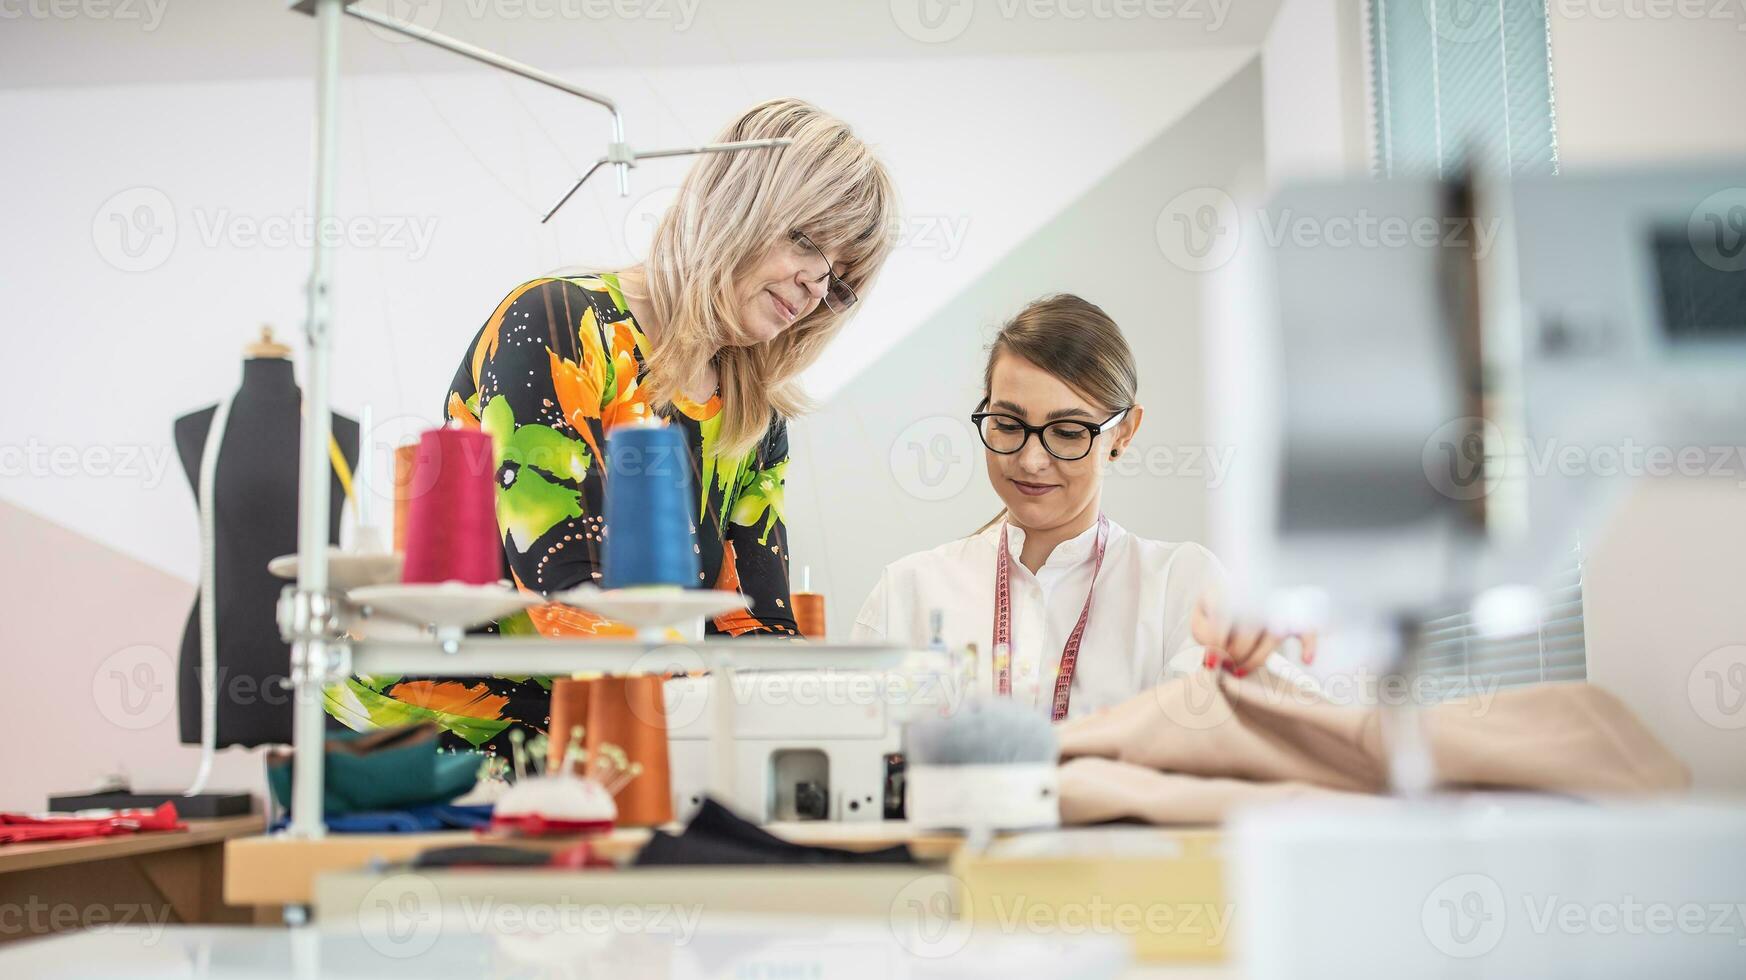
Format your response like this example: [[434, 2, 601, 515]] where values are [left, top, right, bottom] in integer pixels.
[[173, 353, 358, 748]]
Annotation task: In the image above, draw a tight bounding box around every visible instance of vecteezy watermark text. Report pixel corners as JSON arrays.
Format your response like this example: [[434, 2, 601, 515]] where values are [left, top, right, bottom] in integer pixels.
[[1423, 873, 1746, 958], [0, 0, 168, 30], [0, 439, 174, 487], [1156, 187, 1505, 272], [93, 186, 441, 273], [891, 0, 1234, 44], [1423, 418, 1746, 501], [0, 898, 172, 944], [355, 873, 705, 959], [458, 0, 701, 29]]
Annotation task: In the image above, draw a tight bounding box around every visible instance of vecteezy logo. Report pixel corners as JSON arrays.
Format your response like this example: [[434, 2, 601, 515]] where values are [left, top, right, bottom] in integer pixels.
[[631, 644, 710, 729], [889, 873, 973, 959], [621, 184, 679, 257], [1689, 644, 1746, 731], [1689, 188, 1746, 273], [890, 416, 976, 502], [359, 873, 443, 958], [1421, 873, 1505, 958], [363, 0, 444, 44], [92, 187, 176, 273], [1424, 0, 1495, 44], [890, 0, 974, 44], [92, 644, 175, 730], [1156, 187, 1239, 273], [1421, 416, 1506, 501], [1153, 667, 1235, 731]]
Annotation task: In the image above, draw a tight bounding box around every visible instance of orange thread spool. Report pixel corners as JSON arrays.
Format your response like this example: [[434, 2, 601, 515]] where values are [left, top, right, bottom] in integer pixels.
[[547, 676, 673, 827], [392, 443, 418, 553], [792, 592, 826, 639]]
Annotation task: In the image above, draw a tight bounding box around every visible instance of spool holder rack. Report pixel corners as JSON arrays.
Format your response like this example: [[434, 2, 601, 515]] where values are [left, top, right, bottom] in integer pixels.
[[278, 586, 909, 837]]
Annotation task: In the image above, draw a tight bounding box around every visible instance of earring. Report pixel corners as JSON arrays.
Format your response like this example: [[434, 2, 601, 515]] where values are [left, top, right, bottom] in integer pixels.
[[1109, 449, 1120, 460]]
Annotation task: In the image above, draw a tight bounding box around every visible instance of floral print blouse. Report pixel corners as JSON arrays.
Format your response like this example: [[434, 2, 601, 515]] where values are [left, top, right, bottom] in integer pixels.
[[325, 274, 797, 751]]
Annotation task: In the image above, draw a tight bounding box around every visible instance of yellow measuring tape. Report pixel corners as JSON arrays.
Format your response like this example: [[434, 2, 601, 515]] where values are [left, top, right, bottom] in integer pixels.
[[328, 434, 355, 502]]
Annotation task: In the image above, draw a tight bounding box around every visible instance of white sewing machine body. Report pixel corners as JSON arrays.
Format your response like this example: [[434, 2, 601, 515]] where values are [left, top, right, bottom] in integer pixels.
[[663, 670, 907, 823]]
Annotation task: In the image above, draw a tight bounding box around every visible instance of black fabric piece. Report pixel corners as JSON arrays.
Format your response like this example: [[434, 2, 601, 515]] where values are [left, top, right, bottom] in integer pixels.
[[632, 798, 915, 867], [412, 845, 554, 869], [174, 356, 357, 748]]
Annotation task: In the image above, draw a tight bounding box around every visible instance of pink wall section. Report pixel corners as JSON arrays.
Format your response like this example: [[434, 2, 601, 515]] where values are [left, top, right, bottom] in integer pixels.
[[0, 500, 267, 813]]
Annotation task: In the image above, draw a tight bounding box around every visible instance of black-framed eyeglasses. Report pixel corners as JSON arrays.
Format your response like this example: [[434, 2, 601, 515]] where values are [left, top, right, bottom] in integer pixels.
[[970, 403, 1131, 461], [789, 229, 857, 314]]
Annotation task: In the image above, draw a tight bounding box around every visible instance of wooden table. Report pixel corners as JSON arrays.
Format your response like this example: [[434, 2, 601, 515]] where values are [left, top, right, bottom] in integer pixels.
[[234, 822, 1231, 970], [0, 815, 268, 944], [225, 820, 967, 908]]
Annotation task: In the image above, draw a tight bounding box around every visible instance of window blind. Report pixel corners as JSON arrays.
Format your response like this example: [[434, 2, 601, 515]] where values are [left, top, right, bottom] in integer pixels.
[[1413, 552, 1588, 694], [1367, 0, 1560, 178]]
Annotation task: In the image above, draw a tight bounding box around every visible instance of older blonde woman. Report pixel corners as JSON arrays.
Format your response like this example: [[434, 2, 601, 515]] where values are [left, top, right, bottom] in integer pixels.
[[328, 99, 898, 750]]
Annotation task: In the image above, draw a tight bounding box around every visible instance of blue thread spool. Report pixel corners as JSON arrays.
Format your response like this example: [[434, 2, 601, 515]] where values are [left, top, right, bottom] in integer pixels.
[[603, 422, 700, 590]]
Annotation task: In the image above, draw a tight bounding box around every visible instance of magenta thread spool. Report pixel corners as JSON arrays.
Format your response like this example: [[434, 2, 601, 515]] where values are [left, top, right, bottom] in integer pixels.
[[603, 422, 700, 589], [401, 427, 501, 585]]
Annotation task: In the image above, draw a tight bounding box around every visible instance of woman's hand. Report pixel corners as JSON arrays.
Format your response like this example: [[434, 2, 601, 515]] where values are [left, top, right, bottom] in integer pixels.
[[1190, 590, 1318, 676]]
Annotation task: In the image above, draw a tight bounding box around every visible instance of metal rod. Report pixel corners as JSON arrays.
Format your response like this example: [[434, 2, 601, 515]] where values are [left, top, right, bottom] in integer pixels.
[[340, 4, 630, 199], [539, 139, 793, 224], [312, 2, 792, 217], [341, 5, 619, 119], [634, 138, 793, 161], [287, 0, 345, 840], [539, 158, 608, 224]]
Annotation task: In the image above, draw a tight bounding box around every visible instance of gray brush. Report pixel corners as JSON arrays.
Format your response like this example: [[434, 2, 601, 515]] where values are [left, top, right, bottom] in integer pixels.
[[905, 698, 1058, 767]]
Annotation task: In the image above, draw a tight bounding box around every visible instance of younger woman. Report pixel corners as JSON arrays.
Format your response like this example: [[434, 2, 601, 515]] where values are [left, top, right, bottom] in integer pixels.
[[853, 294, 1312, 720]]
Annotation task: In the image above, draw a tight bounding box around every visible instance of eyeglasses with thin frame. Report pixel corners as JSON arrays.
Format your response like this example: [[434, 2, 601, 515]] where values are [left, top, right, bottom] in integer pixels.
[[970, 402, 1131, 461], [789, 229, 857, 314]]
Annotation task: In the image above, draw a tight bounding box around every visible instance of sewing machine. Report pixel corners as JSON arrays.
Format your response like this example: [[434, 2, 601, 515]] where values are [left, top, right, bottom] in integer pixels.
[[663, 670, 911, 823]]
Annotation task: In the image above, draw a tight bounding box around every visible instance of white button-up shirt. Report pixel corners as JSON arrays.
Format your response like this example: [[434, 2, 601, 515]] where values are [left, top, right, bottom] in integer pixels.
[[853, 518, 1227, 720]]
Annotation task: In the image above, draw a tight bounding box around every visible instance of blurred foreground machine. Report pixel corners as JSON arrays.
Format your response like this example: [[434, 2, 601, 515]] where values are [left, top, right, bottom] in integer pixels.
[[1208, 163, 1746, 978], [1211, 162, 1746, 630]]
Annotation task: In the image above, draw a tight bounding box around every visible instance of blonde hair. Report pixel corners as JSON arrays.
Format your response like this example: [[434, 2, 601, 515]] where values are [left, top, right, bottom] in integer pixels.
[[624, 98, 899, 459]]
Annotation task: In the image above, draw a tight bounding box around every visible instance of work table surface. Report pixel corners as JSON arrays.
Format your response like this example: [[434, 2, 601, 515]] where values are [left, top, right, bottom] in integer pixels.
[[226, 820, 983, 906]]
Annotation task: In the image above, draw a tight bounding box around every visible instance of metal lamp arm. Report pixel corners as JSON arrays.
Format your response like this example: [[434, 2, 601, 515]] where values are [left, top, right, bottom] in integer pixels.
[[291, 0, 791, 217], [539, 137, 795, 224]]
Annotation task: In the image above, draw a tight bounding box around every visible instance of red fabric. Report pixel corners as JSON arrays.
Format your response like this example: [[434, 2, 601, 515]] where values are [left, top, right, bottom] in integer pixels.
[[0, 802, 186, 845]]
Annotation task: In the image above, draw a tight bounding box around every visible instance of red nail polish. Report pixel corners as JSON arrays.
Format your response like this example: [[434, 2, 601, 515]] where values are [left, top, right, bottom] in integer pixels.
[[1234, 666, 1249, 678], [1203, 651, 1219, 670]]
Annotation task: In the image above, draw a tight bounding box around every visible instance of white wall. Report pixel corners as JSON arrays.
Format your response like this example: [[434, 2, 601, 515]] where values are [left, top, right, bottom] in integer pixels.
[[1259, 0, 1369, 180], [789, 60, 1268, 634], [1548, 10, 1746, 166]]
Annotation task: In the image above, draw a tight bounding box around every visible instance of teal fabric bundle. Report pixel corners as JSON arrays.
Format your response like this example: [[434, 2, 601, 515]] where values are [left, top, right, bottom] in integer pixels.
[[267, 723, 480, 816]]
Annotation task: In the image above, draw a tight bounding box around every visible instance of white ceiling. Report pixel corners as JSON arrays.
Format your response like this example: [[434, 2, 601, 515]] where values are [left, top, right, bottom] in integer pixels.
[[1, 0, 1283, 89]]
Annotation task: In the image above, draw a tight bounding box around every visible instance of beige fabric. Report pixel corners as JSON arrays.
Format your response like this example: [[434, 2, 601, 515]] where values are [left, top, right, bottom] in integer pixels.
[[1055, 671, 1690, 825]]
